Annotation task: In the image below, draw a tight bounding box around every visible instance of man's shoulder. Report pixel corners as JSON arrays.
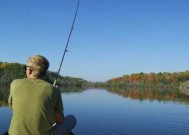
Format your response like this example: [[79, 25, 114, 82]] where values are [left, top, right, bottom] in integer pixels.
[[40, 80, 60, 91], [11, 78, 27, 84]]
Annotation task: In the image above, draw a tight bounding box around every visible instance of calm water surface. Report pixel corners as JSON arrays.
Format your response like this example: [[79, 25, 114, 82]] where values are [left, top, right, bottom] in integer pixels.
[[0, 88, 189, 135]]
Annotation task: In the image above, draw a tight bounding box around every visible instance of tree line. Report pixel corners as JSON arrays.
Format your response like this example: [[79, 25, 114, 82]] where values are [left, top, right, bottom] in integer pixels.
[[1, 62, 189, 102], [105, 71, 189, 88], [0, 62, 88, 102]]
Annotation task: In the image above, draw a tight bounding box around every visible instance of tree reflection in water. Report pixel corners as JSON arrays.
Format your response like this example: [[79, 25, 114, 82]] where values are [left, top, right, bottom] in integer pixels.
[[106, 87, 189, 104], [1, 87, 189, 106]]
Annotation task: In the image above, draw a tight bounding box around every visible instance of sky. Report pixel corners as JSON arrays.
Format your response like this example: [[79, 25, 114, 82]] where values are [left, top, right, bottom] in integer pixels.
[[0, 0, 189, 82]]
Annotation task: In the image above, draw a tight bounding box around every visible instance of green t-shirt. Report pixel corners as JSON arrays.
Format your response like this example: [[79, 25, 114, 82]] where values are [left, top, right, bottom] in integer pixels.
[[8, 78, 63, 135]]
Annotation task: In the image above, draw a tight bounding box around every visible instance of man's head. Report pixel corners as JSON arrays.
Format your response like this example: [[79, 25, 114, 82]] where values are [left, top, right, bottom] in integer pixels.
[[26, 55, 49, 78]]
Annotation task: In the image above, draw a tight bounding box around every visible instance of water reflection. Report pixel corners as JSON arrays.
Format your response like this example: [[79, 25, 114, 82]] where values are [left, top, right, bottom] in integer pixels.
[[1, 88, 189, 135], [62, 89, 189, 135], [0, 101, 8, 107], [106, 87, 189, 104], [1, 87, 189, 107], [60, 87, 87, 93]]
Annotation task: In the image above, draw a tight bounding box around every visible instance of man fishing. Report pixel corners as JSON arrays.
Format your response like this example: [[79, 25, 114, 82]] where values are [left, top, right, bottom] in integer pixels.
[[8, 55, 76, 135]]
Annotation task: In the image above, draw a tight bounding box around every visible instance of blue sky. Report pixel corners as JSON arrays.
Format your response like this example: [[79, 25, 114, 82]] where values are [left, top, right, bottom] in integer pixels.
[[0, 0, 189, 82]]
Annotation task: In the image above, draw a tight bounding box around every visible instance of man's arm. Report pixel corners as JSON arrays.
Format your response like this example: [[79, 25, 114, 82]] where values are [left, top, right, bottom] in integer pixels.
[[54, 88, 64, 124], [55, 112, 64, 124], [9, 80, 15, 110], [8, 95, 12, 110]]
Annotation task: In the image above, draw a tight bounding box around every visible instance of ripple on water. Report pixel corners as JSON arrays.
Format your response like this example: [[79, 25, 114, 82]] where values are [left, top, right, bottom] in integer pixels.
[[138, 109, 189, 135]]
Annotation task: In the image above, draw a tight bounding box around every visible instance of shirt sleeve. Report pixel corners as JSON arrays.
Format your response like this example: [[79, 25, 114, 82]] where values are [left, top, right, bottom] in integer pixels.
[[8, 94, 12, 108], [54, 89, 64, 113], [8, 81, 15, 109]]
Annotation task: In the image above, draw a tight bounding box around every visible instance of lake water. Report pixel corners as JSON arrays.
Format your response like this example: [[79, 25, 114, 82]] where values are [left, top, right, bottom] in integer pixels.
[[0, 88, 189, 135]]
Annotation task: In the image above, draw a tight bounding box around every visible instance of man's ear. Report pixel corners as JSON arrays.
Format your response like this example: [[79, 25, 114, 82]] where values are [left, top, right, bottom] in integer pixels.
[[28, 68, 32, 75]]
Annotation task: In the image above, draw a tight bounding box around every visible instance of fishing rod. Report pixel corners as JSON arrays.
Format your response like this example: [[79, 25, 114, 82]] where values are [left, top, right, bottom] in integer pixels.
[[53, 0, 80, 86]]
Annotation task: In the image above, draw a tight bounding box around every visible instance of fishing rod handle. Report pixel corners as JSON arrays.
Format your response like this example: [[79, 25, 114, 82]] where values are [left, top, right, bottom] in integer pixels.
[[53, 79, 57, 87]]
